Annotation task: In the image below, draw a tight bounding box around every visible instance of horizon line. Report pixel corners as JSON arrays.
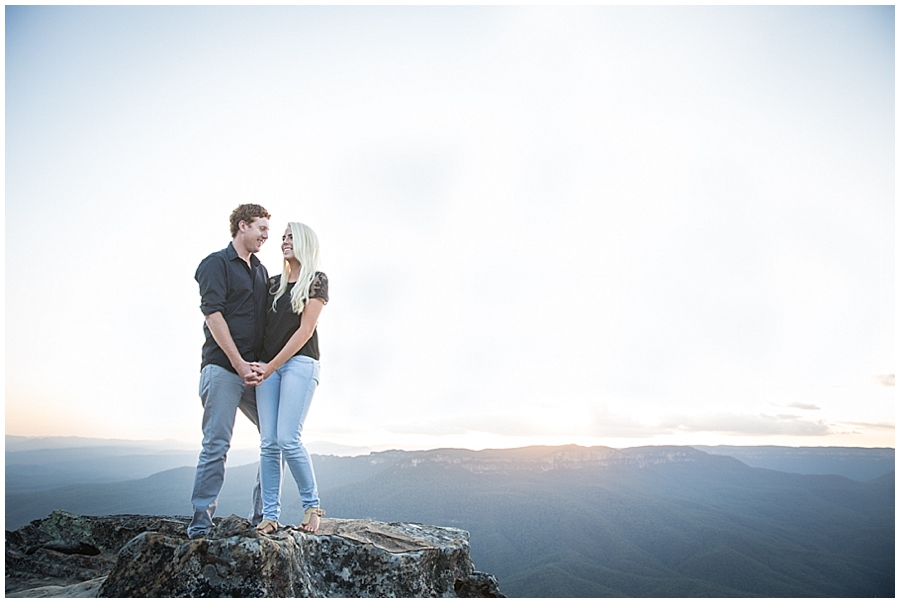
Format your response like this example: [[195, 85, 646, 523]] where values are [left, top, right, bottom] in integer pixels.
[[5, 434, 895, 452]]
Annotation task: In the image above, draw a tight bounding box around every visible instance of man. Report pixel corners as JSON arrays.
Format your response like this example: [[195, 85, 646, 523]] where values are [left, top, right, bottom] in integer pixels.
[[188, 204, 271, 538]]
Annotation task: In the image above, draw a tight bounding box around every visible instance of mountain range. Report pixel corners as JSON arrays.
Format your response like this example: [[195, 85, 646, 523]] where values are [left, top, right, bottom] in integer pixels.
[[5, 438, 894, 597]]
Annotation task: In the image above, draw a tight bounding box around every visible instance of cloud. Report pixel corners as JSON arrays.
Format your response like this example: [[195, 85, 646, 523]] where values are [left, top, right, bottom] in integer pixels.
[[388, 407, 668, 439], [659, 413, 831, 436], [386, 416, 553, 437], [778, 401, 821, 411], [836, 420, 894, 431], [388, 408, 841, 440], [875, 374, 894, 387]]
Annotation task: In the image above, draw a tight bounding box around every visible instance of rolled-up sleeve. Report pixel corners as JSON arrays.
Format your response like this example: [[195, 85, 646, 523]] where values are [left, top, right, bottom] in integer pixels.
[[196, 255, 228, 316]]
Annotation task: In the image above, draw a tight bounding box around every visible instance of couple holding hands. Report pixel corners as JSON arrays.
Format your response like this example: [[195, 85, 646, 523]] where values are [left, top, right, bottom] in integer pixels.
[[187, 204, 328, 538]]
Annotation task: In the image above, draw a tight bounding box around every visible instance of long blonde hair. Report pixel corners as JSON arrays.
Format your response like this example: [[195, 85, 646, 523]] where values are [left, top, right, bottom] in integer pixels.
[[271, 222, 320, 314]]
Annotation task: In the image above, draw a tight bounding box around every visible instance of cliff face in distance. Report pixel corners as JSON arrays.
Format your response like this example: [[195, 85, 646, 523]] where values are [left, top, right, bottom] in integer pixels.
[[5, 510, 504, 598], [5, 444, 893, 597]]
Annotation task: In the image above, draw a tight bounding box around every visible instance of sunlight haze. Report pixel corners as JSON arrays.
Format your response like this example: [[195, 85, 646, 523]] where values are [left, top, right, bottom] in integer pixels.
[[5, 5, 895, 452]]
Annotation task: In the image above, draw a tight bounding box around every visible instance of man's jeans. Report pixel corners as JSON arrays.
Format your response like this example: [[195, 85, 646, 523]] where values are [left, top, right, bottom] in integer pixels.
[[188, 364, 263, 537], [257, 355, 320, 521]]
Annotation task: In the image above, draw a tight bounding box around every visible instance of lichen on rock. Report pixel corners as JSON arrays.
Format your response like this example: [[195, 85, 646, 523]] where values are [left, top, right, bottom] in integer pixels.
[[6, 511, 504, 598]]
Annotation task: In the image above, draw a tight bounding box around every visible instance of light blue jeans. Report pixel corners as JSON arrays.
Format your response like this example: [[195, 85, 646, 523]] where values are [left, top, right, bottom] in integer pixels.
[[257, 355, 320, 521]]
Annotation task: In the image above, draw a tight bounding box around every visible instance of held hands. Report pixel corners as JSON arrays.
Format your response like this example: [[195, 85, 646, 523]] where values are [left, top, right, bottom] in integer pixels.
[[248, 361, 275, 383], [237, 360, 265, 387]]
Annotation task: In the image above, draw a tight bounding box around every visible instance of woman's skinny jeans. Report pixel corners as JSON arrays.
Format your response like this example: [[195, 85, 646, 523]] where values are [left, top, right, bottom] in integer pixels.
[[257, 355, 320, 521]]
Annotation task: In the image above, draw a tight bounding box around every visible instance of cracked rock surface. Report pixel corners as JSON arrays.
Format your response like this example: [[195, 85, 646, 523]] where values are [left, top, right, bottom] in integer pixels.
[[6, 510, 503, 598]]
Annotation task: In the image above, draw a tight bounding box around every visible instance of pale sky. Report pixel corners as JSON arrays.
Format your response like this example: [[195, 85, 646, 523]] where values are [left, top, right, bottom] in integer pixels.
[[5, 5, 895, 453]]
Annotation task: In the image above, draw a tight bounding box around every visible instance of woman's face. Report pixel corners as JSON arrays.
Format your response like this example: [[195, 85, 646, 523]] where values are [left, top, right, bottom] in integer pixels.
[[282, 227, 296, 261]]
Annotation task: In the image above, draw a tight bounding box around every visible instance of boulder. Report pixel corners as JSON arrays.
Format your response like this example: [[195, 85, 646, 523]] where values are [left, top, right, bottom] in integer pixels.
[[6, 510, 503, 598]]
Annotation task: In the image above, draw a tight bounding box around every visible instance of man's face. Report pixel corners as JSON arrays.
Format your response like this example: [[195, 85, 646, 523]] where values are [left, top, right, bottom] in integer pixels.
[[239, 217, 270, 253]]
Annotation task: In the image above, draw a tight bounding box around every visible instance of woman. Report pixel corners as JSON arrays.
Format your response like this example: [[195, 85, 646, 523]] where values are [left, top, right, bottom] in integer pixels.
[[252, 222, 328, 535]]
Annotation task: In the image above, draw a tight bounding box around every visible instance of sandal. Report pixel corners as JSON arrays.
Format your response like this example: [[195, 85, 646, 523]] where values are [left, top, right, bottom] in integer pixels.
[[256, 519, 279, 535], [300, 507, 325, 533]]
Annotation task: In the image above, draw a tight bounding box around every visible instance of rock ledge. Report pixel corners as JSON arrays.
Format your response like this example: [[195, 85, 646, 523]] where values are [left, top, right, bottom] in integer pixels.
[[6, 510, 503, 598]]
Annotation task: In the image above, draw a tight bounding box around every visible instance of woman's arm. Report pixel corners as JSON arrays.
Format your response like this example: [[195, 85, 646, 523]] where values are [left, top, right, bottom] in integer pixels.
[[255, 298, 325, 379]]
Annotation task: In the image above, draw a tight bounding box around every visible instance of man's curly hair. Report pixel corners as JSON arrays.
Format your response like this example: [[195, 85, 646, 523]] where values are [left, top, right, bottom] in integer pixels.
[[229, 204, 271, 237]]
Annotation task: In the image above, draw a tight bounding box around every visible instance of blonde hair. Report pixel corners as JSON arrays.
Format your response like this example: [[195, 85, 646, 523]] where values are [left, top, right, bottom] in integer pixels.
[[271, 222, 320, 314]]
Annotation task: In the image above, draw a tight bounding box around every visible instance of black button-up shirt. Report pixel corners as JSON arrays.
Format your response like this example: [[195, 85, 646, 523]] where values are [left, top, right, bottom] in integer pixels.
[[195, 242, 270, 373]]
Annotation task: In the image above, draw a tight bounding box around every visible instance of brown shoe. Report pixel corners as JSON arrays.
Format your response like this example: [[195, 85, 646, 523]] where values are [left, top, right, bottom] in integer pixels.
[[300, 508, 325, 533], [255, 519, 279, 535]]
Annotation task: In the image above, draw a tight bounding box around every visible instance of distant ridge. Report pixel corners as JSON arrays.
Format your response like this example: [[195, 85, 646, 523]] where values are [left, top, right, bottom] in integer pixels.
[[693, 445, 894, 481], [4, 444, 893, 596], [5, 435, 197, 452], [5, 434, 371, 456]]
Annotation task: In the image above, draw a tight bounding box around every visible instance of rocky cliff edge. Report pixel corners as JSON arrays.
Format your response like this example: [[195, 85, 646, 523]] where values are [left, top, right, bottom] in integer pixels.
[[6, 510, 503, 597]]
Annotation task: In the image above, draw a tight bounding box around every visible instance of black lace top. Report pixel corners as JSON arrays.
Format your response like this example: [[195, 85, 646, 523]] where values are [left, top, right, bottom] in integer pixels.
[[259, 272, 328, 362]]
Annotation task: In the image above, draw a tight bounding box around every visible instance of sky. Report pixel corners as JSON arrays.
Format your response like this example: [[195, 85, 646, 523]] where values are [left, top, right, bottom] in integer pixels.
[[5, 5, 895, 454]]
